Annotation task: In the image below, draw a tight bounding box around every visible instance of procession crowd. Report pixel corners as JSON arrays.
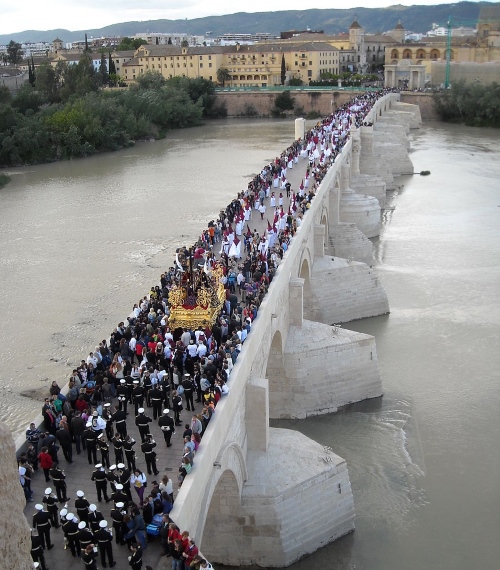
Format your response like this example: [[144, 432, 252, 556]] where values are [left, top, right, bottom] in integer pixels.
[[18, 90, 392, 570]]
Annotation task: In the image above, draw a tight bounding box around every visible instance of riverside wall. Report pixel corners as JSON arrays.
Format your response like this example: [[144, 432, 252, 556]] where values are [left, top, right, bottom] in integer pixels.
[[215, 89, 439, 121], [400, 92, 439, 120], [215, 90, 358, 117]]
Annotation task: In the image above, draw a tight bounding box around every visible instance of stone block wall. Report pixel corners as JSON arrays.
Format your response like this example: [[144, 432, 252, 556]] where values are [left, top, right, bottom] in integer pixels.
[[267, 320, 382, 420], [0, 421, 33, 570], [327, 222, 373, 265], [306, 257, 390, 325], [215, 90, 361, 117], [202, 429, 355, 567], [400, 92, 439, 120]]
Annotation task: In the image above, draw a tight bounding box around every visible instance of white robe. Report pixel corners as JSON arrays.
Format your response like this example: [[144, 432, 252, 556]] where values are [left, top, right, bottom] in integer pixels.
[[278, 215, 287, 231], [235, 220, 243, 236]]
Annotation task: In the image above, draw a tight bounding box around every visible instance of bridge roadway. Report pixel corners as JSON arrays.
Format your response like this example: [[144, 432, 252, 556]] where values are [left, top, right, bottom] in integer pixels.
[[22, 131, 310, 570]]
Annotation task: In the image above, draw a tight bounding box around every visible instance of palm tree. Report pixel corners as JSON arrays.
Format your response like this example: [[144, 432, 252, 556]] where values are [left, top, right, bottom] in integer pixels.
[[217, 67, 231, 87]]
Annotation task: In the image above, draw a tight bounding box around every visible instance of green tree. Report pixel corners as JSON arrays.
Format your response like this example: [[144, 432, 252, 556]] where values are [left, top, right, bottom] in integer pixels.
[[116, 37, 147, 51], [272, 90, 295, 117], [0, 85, 12, 104], [433, 80, 500, 127], [165, 76, 225, 118], [288, 78, 303, 86], [28, 61, 35, 86], [11, 84, 45, 114], [108, 53, 116, 75], [275, 90, 294, 111], [281, 53, 286, 86], [60, 54, 99, 102], [181, 39, 189, 48], [7, 40, 24, 65], [99, 53, 108, 86], [134, 70, 166, 90], [216, 67, 231, 87], [35, 62, 63, 103]]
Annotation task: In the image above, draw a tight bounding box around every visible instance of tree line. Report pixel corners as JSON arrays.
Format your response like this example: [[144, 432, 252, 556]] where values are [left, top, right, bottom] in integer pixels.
[[433, 81, 500, 128], [0, 65, 227, 167]]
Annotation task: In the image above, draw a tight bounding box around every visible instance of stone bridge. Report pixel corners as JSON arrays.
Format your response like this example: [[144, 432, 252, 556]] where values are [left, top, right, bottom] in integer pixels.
[[166, 93, 422, 567], [2, 93, 421, 570]]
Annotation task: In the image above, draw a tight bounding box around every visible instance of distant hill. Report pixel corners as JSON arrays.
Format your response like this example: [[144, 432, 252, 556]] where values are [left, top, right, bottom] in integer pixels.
[[0, 2, 493, 44]]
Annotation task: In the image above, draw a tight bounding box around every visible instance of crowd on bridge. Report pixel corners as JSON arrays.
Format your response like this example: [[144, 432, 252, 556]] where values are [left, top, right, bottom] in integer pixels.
[[17, 90, 395, 570]]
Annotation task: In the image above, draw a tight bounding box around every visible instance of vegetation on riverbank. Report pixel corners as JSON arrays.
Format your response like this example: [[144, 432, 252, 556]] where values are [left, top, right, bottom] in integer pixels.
[[0, 66, 227, 167], [433, 81, 500, 127], [0, 173, 11, 188]]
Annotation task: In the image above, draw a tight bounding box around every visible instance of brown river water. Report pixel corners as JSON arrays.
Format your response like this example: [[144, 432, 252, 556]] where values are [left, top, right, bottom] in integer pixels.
[[1, 119, 499, 569]]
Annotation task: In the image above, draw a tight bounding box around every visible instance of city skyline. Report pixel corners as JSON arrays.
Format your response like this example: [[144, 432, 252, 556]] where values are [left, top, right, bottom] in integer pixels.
[[0, 0, 490, 36]]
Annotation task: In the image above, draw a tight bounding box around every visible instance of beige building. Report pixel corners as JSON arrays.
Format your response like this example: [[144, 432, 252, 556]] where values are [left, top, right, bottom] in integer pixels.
[[385, 6, 500, 86], [278, 20, 399, 73], [120, 42, 340, 86], [120, 45, 226, 83]]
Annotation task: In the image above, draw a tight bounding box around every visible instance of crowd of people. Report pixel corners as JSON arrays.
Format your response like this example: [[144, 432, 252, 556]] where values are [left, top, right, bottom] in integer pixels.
[[19, 90, 393, 570]]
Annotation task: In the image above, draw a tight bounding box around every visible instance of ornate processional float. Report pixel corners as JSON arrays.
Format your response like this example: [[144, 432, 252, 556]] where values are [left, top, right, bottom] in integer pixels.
[[167, 248, 226, 330]]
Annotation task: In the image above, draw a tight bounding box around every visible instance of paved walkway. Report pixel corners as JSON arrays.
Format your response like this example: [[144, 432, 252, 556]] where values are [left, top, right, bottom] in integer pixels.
[[24, 144, 312, 570]]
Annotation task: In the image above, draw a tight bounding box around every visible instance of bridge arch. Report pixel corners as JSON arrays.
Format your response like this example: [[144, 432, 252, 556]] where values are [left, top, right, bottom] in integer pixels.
[[195, 441, 247, 549], [299, 248, 312, 285], [265, 329, 288, 419], [321, 208, 329, 242]]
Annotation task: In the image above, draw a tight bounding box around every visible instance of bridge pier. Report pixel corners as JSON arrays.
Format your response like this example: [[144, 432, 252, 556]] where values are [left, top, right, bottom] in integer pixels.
[[339, 163, 382, 239], [246, 377, 269, 451], [268, 318, 382, 420], [202, 428, 355, 567]]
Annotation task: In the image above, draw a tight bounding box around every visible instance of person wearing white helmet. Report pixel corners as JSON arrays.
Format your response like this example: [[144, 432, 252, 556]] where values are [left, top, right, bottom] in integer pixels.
[[92, 463, 110, 503], [75, 490, 90, 523], [32, 504, 54, 551], [78, 520, 94, 551], [42, 487, 59, 528], [132, 381, 145, 416], [110, 501, 126, 545], [88, 503, 105, 533], [158, 408, 175, 447], [83, 422, 98, 465], [116, 378, 129, 415], [64, 513, 80, 557], [94, 519, 116, 567], [135, 407, 152, 443], [110, 482, 128, 508]]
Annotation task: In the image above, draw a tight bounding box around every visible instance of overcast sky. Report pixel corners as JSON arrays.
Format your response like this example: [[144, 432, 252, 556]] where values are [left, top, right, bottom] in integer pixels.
[[0, 0, 486, 36]]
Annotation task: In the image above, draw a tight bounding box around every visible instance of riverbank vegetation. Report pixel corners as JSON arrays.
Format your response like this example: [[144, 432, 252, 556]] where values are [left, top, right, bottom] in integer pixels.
[[0, 62, 226, 166], [433, 81, 500, 127]]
